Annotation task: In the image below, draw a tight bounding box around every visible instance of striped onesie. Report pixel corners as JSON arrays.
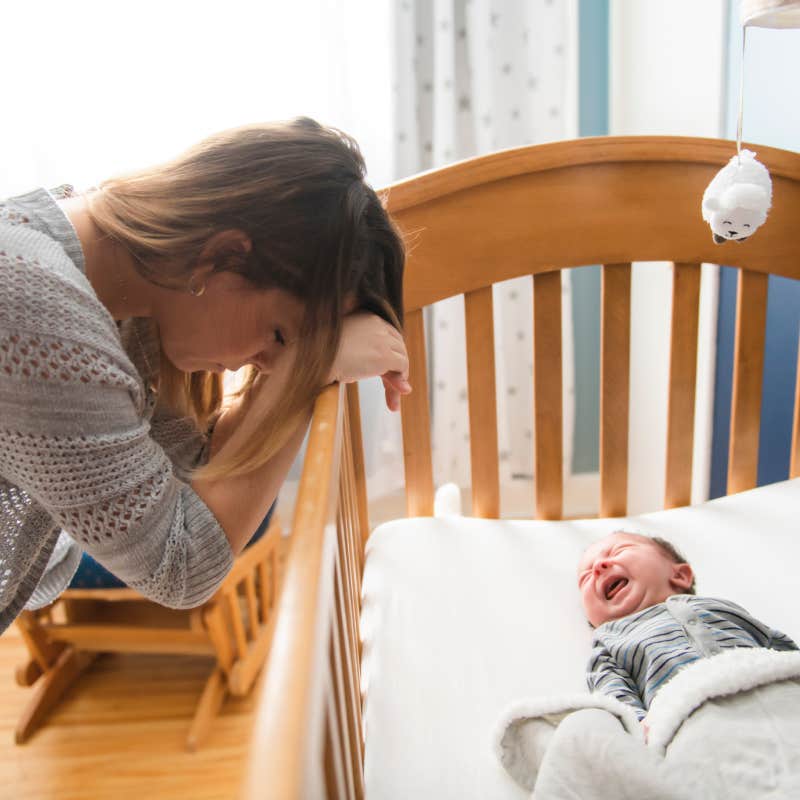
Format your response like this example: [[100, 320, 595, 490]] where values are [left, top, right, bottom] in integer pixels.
[[586, 595, 799, 719]]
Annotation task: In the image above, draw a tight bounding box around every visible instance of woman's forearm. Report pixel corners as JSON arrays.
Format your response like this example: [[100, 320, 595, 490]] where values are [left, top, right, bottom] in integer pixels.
[[192, 379, 311, 555]]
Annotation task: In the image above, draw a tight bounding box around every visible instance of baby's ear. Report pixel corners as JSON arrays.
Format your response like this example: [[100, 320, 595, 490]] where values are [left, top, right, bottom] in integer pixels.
[[670, 563, 694, 592]]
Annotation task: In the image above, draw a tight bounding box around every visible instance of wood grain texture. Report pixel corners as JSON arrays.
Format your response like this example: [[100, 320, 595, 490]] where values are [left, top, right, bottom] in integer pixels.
[[0, 628, 257, 799], [664, 263, 702, 509], [241, 383, 344, 800], [728, 269, 768, 495], [532, 272, 563, 520], [386, 137, 800, 214], [14, 647, 97, 745], [400, 308, 434, 516], [464, 287, 500, 518], [388, 139, 800, 313], [186, 666, 227, 752], [226, 592, 248, 659], [345, 382, 371, 558], [600, 263, 632, 518], [244, 575, 259, 636]]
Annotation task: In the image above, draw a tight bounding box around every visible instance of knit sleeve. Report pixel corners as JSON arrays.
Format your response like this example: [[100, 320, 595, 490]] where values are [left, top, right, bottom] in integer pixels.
[[586, 645, 647, 719], [149, 402, 221, 481], [117, 317, 220, 480], [0, 326, 233, 609]]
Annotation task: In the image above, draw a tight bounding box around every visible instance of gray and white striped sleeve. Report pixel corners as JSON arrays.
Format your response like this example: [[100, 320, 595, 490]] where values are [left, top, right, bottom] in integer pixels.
[[586, 645, 647, 719]]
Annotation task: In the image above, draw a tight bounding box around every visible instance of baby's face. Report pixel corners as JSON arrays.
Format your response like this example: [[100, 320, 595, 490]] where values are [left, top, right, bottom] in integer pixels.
[[577, 533, 693, 627]]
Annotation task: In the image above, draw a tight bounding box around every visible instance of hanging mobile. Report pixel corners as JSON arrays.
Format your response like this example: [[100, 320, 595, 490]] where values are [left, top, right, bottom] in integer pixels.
[[701, 25, 773, 243]]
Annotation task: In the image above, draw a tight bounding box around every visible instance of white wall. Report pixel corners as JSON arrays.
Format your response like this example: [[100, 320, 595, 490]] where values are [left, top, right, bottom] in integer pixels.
[[609, 0, 728, 513]]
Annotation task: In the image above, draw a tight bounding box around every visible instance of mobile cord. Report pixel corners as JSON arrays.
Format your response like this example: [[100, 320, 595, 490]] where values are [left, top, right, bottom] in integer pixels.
[[736, 25, 748, 164]]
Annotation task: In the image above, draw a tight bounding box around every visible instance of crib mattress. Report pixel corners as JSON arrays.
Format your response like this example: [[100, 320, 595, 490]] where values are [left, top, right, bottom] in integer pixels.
[[360, 478, 800, 799]]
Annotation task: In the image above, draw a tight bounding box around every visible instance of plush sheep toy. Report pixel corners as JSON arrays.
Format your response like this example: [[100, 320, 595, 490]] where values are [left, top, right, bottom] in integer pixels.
[[701, 149, 772, 243]]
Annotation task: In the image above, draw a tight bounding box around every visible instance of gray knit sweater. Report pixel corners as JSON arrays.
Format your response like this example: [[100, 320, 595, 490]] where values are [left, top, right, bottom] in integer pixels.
[[0, 188, 233, 632]]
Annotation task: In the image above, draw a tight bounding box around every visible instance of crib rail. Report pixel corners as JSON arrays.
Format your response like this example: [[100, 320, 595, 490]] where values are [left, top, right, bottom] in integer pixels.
[[390, 137, 800, 519], [242, 382, 367, 800]]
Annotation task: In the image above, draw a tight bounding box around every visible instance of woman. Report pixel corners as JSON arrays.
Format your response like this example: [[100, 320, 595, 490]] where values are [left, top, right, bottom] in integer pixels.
[[0, 117, 409, 631]]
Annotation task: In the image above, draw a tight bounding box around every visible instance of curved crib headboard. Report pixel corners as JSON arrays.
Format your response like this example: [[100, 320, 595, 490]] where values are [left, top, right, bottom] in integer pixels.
[[385, 136, 800, 520], [242, 137, 800, 800]]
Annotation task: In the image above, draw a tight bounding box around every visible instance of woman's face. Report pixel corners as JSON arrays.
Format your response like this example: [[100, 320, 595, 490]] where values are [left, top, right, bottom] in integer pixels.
[[153, 270, 306, 375]]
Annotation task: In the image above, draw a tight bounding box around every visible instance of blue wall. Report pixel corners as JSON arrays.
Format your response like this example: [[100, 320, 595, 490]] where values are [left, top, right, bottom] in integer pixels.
[[571, 0, 609, 473], [709, 2, 800, 496]]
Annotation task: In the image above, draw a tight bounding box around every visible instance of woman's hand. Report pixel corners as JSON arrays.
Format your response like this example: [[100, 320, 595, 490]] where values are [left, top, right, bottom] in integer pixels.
[[328, 312, 411, 411]]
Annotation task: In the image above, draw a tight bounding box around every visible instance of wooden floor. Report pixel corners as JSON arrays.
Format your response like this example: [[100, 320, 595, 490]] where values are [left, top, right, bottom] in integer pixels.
[[0, 627, 255, 800]]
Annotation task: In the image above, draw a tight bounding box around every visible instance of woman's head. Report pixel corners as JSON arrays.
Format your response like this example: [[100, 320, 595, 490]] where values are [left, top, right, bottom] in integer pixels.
[[87, 117, 405, 476]]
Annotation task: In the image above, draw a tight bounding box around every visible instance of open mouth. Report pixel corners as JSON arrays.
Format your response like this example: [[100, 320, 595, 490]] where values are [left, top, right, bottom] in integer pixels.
[[604, 577, 628, 600]]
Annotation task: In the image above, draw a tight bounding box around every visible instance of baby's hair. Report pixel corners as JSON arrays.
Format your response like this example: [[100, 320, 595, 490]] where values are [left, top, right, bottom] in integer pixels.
[[647, 536, 697, 595]]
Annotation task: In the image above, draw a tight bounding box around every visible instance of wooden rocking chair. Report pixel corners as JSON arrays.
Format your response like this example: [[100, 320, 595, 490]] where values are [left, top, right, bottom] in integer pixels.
[[13, 513, 286, 751]]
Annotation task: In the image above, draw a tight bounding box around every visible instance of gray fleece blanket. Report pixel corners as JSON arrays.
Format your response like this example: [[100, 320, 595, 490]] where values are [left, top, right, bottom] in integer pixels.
[[494, 648, 800, 799]]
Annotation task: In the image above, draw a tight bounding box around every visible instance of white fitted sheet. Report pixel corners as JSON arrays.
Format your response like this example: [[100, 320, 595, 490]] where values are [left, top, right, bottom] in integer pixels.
[[360, 479, 800, 799]]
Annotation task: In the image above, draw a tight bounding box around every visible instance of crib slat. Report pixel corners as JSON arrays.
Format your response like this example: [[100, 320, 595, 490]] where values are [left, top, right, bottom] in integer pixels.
[[600, 263, 632, 518], [792, 331, 800, 480], [664, 263, 701, 509], [333, 551, 364, 798], [329, 566, 356, 799], [345, 382, 370, 562], [400, 308, 435, 516], [728, 269, 768, 495], [464, 287, 500, 518], [323, 690, 348, 800], [532, 271, 563, 520], [340, 413, 364, 608], [336, 495, 361, 707]]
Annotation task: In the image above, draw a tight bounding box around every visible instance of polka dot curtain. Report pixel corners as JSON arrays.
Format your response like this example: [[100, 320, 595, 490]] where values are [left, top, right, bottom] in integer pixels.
[[392, 0, 576, 504]]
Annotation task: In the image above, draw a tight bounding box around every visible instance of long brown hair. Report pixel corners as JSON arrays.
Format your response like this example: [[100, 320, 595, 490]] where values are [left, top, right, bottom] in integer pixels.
[[87, 117, 405, 478]]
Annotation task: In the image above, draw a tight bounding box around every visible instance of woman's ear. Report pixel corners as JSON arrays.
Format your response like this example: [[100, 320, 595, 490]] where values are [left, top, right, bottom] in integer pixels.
[[670, 563, 694, 592]]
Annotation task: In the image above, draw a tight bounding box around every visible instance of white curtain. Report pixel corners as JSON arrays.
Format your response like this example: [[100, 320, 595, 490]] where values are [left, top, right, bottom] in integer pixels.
[[390, 0, 577, 512]]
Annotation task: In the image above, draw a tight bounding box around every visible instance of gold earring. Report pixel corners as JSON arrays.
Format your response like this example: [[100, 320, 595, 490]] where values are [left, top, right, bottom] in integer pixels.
[[188, 274, 206, 297]]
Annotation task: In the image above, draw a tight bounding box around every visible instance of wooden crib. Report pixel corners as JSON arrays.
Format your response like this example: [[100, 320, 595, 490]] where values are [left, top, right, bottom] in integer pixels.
[[239, 136, 800, 798]]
